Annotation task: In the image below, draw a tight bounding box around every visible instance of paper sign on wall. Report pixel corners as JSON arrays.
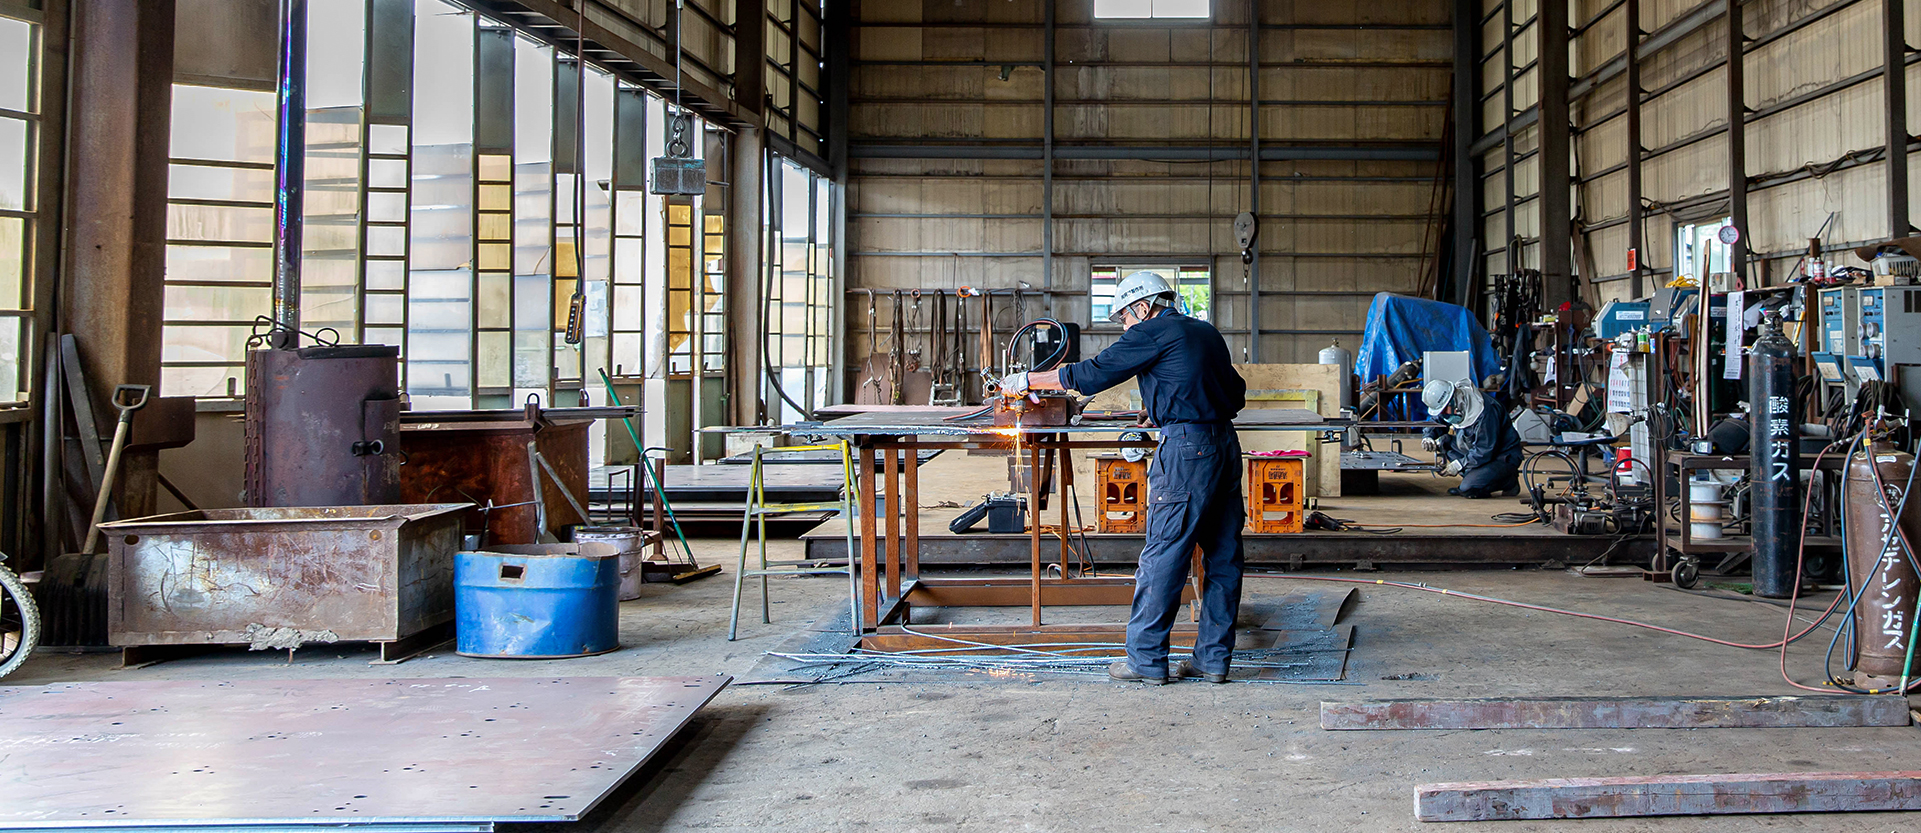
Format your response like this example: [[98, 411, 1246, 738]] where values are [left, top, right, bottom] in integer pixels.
[[1722, 290, 1745, 381]]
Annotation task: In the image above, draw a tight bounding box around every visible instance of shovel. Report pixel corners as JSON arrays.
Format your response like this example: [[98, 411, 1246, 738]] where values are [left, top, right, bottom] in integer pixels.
[[81, 384, 150, 554]]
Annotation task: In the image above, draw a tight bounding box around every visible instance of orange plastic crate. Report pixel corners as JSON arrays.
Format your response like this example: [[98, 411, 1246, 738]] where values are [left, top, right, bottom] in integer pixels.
[[1245, 456, 1305, 534], [1095, 456, 1148, 534]]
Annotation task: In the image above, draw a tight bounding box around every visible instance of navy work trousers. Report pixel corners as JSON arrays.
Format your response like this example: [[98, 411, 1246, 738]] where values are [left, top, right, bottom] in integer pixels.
[[1127, 422, 1246, 677]]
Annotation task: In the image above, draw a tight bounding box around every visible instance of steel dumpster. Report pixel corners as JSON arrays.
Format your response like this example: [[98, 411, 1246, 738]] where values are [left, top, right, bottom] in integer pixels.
[[100, 504, 471, 654]]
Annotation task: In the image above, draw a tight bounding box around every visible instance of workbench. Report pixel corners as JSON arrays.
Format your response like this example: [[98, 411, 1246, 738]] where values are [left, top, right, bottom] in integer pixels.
[[717, 407, 1349, 652]]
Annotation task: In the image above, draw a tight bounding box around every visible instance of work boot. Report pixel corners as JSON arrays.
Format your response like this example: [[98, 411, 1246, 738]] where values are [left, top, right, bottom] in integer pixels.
[[1107, 660, 1166, 685], [1173, 659, 1228, 684]]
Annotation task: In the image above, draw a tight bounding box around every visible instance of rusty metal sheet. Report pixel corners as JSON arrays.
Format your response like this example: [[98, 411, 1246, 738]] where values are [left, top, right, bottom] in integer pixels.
[[100, 504, 469, 648], [1323, 695, 1912, 731], [0, 676, 729, 828], [1416, 770, 1921, 822], [399, 422, 589, 545]]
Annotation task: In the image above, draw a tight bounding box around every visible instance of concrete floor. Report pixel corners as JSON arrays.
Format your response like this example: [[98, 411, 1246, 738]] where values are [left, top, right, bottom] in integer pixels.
[[14, 538, 1921, 831]]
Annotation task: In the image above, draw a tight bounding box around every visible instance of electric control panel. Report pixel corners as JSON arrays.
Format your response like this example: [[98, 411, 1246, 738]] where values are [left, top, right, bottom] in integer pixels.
[[1850, 287, 1921, 383], [1816, 287, 1860, 392]]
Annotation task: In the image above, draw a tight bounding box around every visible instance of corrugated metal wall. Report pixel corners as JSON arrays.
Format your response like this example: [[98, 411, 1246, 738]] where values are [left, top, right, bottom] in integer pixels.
[[845, 0, 1452, 379], [1559, 0, 1920, 304]]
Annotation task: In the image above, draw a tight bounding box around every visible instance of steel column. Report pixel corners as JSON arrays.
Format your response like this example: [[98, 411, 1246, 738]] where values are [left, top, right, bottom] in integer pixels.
[[1449, 0, 1480, 308], [1249, 0, 1262, 360], [1539, 0, 1573, 307], [1042, 0, 1055, 315], [1727, 0, 1749, 278], [727, 127, 763, 425], [1626, 0, 1645, 297], [59, 0, 173, 520], [1889, 0, 1912, 236], [1501, 0, 1516, 272]]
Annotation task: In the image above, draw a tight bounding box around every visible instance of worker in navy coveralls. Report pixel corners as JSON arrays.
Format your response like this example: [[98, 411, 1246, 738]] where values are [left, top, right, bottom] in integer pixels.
[[1419, 379, 1523, 498], [998, 271, 1247, 685]]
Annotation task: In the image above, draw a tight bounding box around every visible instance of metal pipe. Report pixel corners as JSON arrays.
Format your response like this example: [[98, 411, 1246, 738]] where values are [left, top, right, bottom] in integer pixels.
[[271, 0, 306, 349]]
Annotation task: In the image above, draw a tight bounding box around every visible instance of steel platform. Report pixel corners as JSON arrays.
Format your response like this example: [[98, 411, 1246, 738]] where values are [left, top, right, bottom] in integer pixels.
[[0, 676, 729, 832]]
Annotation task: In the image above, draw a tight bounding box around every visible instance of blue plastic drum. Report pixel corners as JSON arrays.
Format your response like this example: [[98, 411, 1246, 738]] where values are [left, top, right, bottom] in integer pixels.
[[455, 547, 620, 658]]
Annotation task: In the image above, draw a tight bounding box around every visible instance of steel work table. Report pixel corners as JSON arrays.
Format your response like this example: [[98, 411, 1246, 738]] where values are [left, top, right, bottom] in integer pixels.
[[716, 407, 1347, 651]]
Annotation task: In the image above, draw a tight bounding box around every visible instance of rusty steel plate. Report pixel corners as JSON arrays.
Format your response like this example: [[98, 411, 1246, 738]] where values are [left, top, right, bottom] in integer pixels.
[[0, 676, 728, 829]]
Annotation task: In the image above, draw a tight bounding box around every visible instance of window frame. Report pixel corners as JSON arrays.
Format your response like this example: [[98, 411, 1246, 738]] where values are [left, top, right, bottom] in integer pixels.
[[1091, 0, 1212, 22], [1088, 262, 1213, 330]]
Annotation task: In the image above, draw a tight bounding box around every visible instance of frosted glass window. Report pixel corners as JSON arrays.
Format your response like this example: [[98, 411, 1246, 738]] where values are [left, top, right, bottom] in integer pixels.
[[1094, 0, 1208, 18]]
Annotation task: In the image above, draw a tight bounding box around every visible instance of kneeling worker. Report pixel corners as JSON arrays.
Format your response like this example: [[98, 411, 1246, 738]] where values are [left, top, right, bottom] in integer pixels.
[[1420, 379, 1522, 498], [998, 272, 1247, 685]]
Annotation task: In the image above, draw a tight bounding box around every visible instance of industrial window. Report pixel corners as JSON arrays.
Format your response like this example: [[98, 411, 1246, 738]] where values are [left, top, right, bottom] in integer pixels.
[[1092, 0, 1210, 20], [764, 0, 824, 157], [162, 84, 278, 398], [0, 9, 36, 405], [1090, 265, 1211, 324], [763, 154, 837, 424], [1674, 217, 1735, 287]]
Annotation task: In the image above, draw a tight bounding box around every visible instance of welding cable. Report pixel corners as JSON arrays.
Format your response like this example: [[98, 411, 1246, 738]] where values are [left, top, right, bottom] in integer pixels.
[[1005, 318, 1071, 373]]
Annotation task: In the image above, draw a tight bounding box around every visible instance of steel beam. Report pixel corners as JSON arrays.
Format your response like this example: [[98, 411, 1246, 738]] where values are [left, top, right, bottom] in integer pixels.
[[1501, 0, 1515, 269], [1322, 695, 1912, 730], [848, 144, 1439, 161], [1727, 0, 1748, 279], [1042, 0, 1055, 315], [1417, 771, 1921, 822], [1626, 0, 1645, 297], [1449, 0, 1479, 308], [1890, 0, 1912, 236], [461, 0, 752, 127], [1250, 0, 1262, 361], [1540, 0, 1572, 306]]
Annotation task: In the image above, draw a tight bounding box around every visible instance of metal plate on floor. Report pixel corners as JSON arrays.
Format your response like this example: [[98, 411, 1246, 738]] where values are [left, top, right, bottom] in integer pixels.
[[0, 676, 729, 829]]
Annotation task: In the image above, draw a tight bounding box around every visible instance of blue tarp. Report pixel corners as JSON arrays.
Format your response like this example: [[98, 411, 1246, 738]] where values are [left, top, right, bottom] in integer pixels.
[[1354, 293, 1501, 396]]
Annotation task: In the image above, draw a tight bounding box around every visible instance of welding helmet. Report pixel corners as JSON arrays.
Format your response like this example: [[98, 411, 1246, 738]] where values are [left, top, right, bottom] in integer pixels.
[[1107, 271, 1178, 323]]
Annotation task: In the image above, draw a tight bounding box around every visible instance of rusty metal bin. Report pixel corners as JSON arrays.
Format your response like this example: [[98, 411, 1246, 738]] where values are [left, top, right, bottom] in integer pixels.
[[99, 504, 471, 660]]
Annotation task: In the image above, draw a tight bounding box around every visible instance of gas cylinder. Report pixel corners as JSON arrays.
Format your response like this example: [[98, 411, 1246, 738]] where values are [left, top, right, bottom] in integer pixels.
[[1845, 442, 1921, 684], [1748, 310, 1800, 598], [1318, 339, 1354, 410]]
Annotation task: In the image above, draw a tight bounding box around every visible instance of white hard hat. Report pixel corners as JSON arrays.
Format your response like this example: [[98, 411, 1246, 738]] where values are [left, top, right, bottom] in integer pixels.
[[1108, 271, 1178, 323], [1423, 379, 1484, 428]]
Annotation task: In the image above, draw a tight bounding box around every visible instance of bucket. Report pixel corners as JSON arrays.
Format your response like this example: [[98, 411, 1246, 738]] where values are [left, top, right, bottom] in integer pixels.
[[575, 526, 646, 601], [455, 542, 621, 658]]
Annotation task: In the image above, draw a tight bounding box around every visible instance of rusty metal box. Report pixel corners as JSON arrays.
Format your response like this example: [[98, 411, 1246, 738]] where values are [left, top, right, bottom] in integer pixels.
[[100, 504, 470, 651]]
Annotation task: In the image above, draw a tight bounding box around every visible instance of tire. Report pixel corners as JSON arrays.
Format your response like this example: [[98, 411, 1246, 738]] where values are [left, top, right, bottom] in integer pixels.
[[0, 564, 39, 679], [1672, 559, 1700, 590]]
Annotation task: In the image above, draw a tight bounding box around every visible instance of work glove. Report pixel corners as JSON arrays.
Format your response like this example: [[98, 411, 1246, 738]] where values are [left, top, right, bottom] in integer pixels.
[[1420, 436, 1441, 452], [1441, 459, 1463, 477], [997, 371, 1029, 397]]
